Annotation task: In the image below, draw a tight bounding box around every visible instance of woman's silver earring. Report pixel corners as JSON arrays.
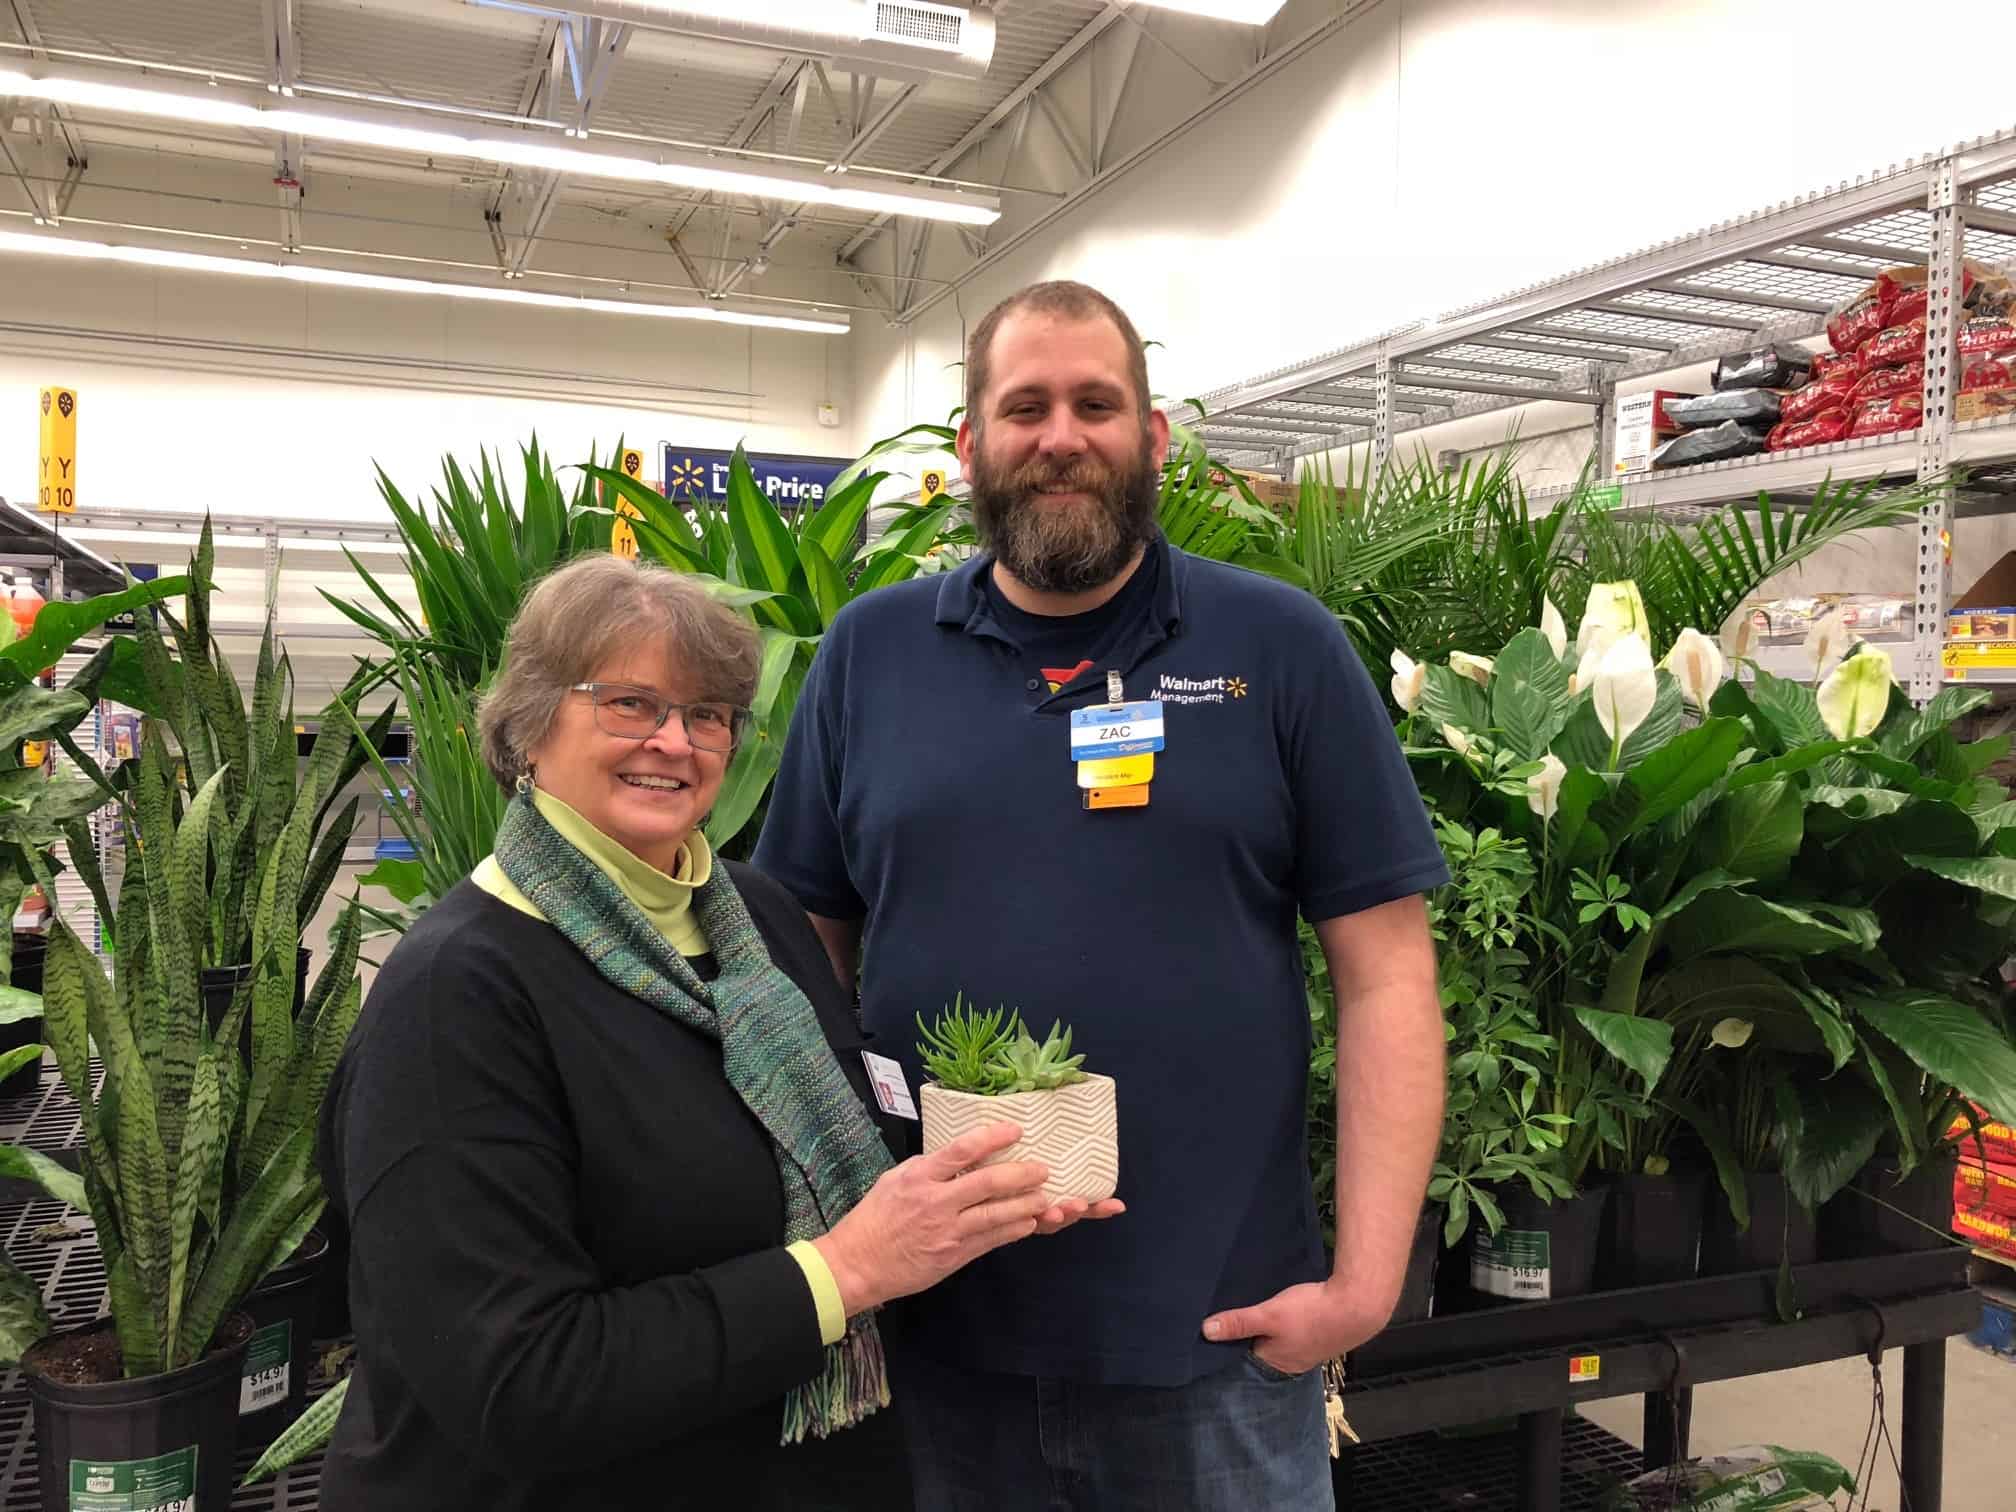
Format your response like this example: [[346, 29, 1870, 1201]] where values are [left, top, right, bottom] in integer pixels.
[[515, 769, 534, 796]]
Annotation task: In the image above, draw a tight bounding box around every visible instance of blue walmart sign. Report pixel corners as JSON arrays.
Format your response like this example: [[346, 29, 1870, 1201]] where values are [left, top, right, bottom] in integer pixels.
[[661, 447, 851, 509]]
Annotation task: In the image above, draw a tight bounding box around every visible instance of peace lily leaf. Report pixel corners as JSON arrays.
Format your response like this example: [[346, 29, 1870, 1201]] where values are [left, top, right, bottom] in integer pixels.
[[1748, 669, 1829, 750], [1608, 717, 1747, 836], [1665, 892, 1858, 962], [1801, 994, 1857, 1073], [1848, 988, 2016, 1124], [1690, 778, 1803, 884], [1817, 647, 1894, 740], [1653, 869, 1754, 924], [1880, 685, 1991, 762], [1729, 741, 1863, 790], [1575, 1006, 1674, 1088], [1417, 663, 1490, 738], [1617, 672, 1686, 770], [1782, 1079, 1886, 1211], [1904, 854, 2016, 901], [1548, 766, 1612, 868], [1491, 629, 1571, 760]]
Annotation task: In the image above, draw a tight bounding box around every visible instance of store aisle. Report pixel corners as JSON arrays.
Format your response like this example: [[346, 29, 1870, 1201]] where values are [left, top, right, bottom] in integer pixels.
[[1580, 1336, 2008, 1511]]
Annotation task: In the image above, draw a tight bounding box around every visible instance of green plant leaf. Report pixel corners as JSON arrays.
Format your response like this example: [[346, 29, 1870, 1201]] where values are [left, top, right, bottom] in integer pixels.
[[1881, 686, 1991, 762], [1549, 766, 1612, 868], [1782, 1078, 1886, 1211], [1905, 854, 2016, 901], [0, 1258, 50, 1366], [704, 633, 809, 850], [0, 1142, 83, 1210], [241, 1377, 349, 1488], [798, 539, 849, 630], [1849, 988, 2016, 1126], [1420, 663, 1492, 739], [1728, 740, 1863, 790], [1617, 672, 1686, 769], [1599, 717, 1748, 838], [176, 1127, 321, 1364], [1689, 778, 1803, 884], [1749, 669, 1829, 749], [1664, 892, 1858, 962], [358, 858, 429, 905], [800, 473, 881, 567], [1801, 994, 1857, 1074], [1489, 629, 1570, 760], [1574, 1006, 1674, 1089], [0, 576, 192, 687]]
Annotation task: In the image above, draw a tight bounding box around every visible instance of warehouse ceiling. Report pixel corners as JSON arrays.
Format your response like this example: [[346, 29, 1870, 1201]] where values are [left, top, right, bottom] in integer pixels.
[[0, 0, 1350, 325]]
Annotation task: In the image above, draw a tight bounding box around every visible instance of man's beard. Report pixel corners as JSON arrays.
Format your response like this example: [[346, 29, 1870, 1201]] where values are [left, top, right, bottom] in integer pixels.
[[969, 435, 1158, 595]]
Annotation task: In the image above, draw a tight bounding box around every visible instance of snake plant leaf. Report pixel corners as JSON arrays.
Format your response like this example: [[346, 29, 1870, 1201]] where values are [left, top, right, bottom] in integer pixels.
[[0, 1258, 50, 1367], [1848, 988, 2016, 1125], [245, 801, 315, 1145], [41, 924, 115, 1205], [176, 1126, 320, 1364], [299, 795, 361, 934], [0, 1141, 83, 1211], [101, 977, 170, 1366], [108, 1249, 163, 1379], [166, 1046, 220, 1357], [242, 1376, 349, 1488]]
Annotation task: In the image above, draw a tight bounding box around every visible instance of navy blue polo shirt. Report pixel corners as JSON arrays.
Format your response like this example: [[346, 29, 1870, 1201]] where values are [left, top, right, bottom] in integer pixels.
[[753, 532, 1447, 1387]]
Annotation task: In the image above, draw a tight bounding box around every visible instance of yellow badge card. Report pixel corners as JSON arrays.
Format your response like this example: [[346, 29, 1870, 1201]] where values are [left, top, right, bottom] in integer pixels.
[[1076, 753, 1154, 789], [1082, 785, 1150, 810]]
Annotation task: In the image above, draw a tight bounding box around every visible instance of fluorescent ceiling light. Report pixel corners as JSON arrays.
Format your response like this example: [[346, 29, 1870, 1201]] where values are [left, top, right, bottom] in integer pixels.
[[0, 231, 850, 333], [0, 64, 1000, 226], [1127, 0, 1288, 21]]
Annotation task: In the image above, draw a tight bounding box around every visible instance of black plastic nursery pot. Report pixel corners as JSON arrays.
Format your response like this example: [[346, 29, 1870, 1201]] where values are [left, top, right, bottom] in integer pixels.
[[0, 930, 48, 1101], [22, 1312, 253, 1512], [1596, 1169, 1706, 1288], [1466, 1185, 1610, 1304], [1390, 1206, 1441, 1324], [1821, 1154, 1959, 1259], [1700, 1170, 1818, 1276], [235, 1229, 331, 1447], [199, 947, 311, 1062]]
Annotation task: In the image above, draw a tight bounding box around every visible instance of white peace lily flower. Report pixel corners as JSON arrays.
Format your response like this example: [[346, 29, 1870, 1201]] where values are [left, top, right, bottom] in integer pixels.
[[1721, 612, 1759, 664], [1449, 651, 1495, 688], [1390, 649, 1426, 713], [1540, 597, 1568, 659], [1441, 724, 1473, 756], [1710, 1018, 1755, 1049], [1592, 633, 1658, 748], [1804, 608, 1857, 680], [1577, 580, 1649, 654], [1663, 628, 1725, 711], [1817, 647, 1895, 740], [1527, 754, 1567, 820], [1570, 640, 1604, 699]]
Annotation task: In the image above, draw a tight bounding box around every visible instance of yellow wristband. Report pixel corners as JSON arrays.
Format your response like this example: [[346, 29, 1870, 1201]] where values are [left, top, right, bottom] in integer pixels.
[[785, 1241, 847, 1347]]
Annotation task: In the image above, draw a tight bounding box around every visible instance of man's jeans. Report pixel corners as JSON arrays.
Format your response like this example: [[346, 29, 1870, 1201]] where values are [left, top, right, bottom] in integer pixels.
[[889, 1343, 1335, 1511]]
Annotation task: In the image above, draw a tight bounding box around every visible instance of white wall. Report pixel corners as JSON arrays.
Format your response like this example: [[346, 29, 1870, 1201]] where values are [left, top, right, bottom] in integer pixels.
[[0, 254, 852, 525], [853, 0, 2016, 454]]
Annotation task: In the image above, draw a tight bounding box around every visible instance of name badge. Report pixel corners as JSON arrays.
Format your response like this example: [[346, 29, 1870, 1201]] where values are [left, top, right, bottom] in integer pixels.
[[1077, 753, 1153, 789], [860, 1052, 918, 1121], [1069, 700, 1166, 761]]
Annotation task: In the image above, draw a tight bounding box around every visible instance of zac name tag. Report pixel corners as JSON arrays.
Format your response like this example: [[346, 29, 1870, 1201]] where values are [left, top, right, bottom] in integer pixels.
[[1069, 701, 1165, 761], [860, 1052, 918, 1120]]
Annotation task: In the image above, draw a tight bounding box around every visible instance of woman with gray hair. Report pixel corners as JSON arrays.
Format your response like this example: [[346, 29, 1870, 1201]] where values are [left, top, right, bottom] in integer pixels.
[[316, 554, 1118, 1511]]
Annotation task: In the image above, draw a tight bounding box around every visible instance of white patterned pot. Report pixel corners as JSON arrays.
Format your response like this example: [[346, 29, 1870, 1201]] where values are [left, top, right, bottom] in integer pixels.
[[919, 1075, 1119, 1205]]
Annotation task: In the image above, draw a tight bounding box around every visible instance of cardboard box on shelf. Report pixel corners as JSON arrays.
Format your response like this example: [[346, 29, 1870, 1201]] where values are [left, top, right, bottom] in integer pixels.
[[1613, 390, 1700, 477], [1205, 467, 1298, 509], [1958, 386, 2016, 424], [1945, 553, 2016, 668]]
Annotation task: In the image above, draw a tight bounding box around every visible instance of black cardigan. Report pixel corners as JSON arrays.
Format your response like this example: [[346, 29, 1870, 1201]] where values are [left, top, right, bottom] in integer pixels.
[[316, 861, 914, 1512]]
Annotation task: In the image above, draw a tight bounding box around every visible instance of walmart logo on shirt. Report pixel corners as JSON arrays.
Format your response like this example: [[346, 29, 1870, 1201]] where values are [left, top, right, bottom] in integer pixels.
[[1153, 673, 1249, 705]]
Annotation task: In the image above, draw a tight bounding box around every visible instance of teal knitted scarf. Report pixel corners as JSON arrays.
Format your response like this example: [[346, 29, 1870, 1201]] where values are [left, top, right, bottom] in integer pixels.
[[494, 793, 894, 1443]]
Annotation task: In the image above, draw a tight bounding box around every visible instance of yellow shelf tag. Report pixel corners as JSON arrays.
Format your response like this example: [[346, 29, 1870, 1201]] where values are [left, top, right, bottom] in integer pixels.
[[1569, 1354, 1601, 1383], [1077, 753, 1153, 789]]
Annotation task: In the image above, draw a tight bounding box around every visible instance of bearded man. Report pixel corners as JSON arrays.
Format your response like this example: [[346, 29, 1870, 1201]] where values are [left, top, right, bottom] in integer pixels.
[[754, 280, 1446, 1509]]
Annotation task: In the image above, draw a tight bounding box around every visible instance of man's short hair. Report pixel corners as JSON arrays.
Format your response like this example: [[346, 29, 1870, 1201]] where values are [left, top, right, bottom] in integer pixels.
[[964, 280, 1151, 427]]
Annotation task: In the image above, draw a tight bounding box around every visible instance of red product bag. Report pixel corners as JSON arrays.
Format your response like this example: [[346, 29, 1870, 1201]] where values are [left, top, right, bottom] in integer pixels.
[[1965, 354, 2016, 392], [1809, 350, 1859, 384], [1827, 270, 1910, 353], [1849, 393, 1925, 437], [1860, 318, 1928, 374], [1851, 361, 1924, 403], [1781, 373, 1859, 426], [1768, 411, 1852, 451]]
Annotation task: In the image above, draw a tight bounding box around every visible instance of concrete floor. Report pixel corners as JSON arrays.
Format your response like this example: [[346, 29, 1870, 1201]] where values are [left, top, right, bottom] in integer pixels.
[[1580, 1334, 2010, 1510]]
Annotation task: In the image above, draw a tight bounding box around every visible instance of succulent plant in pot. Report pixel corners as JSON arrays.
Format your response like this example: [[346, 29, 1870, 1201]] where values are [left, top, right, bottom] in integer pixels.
[[916, 996, 1119, 1205]]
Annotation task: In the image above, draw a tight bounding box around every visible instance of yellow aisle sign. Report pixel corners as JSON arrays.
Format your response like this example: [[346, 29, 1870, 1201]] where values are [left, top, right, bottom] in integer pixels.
[[611, 447, 645, 560], [38, 387, 77, 514], [921, 467, 948, 506]]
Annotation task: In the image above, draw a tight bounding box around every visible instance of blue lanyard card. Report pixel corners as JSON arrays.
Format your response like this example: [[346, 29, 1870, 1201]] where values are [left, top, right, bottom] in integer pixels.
[[1068, 700, 1165, 761]]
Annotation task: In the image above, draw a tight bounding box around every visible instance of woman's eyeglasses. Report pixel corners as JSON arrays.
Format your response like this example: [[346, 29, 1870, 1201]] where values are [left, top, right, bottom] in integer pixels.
[[570, 683, 751, 751]]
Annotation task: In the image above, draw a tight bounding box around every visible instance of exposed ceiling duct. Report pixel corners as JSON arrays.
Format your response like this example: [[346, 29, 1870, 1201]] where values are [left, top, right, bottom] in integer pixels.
[[499, 0, 998, 81]]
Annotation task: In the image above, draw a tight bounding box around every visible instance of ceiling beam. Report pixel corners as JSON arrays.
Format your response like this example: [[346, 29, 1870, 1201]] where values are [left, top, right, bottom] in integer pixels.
[[261, 0, 304, 250], [835, 4, 1126, 265], [7, 0, 79, 161], [506, 16, 632, 277]]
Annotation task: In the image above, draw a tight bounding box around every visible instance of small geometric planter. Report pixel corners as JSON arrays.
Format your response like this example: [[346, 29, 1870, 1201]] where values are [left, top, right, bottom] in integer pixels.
[[919, 1075, 1119, 1205]]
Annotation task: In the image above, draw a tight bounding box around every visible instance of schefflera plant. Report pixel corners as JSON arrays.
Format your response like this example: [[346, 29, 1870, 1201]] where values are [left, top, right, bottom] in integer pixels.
[[916, 995, 1116, 1205]]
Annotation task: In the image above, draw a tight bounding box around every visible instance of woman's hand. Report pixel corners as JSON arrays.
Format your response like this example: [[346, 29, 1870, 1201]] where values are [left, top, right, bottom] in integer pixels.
[[812, 1122, 1123, 1315]]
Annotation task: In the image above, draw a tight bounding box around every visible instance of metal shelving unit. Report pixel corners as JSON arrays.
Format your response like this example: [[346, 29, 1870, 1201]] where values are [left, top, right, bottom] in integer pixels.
[[1172, 128, 2016, 707]]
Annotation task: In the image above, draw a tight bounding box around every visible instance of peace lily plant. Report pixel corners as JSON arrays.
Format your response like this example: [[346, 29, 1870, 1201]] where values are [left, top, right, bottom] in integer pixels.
[[1401, 581, 2016, 1239]]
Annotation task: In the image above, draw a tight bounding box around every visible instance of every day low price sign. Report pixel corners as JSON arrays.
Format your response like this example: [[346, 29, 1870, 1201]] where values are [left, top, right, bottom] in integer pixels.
[[661, 446, 851, 510]]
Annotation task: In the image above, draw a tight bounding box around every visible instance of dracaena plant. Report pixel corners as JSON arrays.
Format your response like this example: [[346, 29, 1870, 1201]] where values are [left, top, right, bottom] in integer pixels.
[[0, 725, 368, 1376], [915, 996, 1089, 1096]]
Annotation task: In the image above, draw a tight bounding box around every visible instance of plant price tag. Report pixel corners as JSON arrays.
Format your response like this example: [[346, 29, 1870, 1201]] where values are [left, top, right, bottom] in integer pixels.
[[69, 1445, 198, 1511], [861, 1052, 918, 1120], [1068, 701, 1164, 761], [240, 1319, 292, 1415], [1470, 1227, 1551, 1301]]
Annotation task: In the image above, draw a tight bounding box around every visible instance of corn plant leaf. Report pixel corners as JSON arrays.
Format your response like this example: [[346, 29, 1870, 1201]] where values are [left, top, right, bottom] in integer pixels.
[[799, 473, 881, 567], [242, 1376, 349, 1488], [0, 1258, 50, 1367], [798, 539, 849, 630], [1574, 1006, 1673, 1089], [705, 634, 809, 851], [177, 1126, 320, 1363], [852, 504, 953, 594], [0, 1142, 83, 1210], [166, 1047, 220, 1360], [722, 448, 803, 595], [1848, 988, 2016, 1126]]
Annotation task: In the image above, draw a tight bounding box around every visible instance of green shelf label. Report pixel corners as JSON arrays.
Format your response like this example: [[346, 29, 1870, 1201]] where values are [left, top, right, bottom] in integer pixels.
[[68, 1444, 196, 1511], [239, 1318, 292, 1416], [1586, 484, 1624, 512], [1471, 1226, 1553, 1301]]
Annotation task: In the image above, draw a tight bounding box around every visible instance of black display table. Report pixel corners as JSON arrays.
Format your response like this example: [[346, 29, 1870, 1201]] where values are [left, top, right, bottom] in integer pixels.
[[1340, 1246, 1980, 1511]]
